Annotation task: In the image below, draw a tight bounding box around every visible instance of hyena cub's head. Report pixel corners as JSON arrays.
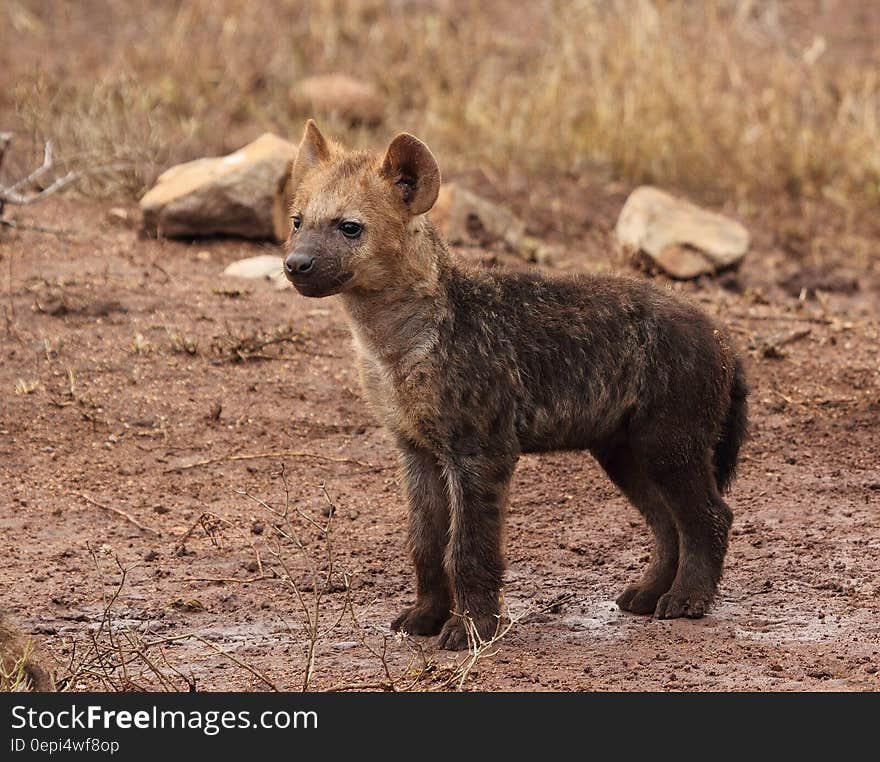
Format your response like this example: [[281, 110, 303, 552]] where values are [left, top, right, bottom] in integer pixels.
[[283, 120, 441, 298]]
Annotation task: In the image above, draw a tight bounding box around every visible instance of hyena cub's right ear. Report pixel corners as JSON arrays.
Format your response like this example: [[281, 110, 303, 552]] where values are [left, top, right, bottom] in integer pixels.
[[290, 119, 331, 188], [380, 133, 441, 216]]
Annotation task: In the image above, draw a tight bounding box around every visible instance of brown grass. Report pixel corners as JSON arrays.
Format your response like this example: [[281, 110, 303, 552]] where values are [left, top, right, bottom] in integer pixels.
[[1, 1, 879, 204], [33, 472, 535, 692], [0, 639, 39, 692]]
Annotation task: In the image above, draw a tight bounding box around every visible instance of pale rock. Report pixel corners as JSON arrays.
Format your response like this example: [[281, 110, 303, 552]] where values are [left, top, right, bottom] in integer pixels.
[[105, 207, 135, 227], [615, 186, 749, 279], [222, 254, 283, 281], [430, 183, 526, 253], [140, 133, 297, 241], [271, 270, 292, 290], [292, 74, 385, 126]]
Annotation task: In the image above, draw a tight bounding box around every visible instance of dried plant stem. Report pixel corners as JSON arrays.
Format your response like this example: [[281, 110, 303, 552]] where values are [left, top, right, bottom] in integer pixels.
[[0, 137, 131, 206], [188, 636, 279, 691], [74, 492, 160, 536], [165, 450, 374, 474]]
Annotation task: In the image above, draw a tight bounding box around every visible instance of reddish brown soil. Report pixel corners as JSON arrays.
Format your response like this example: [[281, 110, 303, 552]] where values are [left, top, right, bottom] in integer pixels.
[[1, 192, 878, 691]]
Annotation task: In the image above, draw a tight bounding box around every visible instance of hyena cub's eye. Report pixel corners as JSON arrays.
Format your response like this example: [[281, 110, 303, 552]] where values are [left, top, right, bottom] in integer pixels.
[[339, 220, 362, 239], [291, 215, 302, 231]]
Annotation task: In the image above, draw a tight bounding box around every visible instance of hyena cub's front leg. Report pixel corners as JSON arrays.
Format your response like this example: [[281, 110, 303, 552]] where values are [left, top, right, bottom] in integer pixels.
[[436, 452, 515, 651], [391, 442, 452, 636]]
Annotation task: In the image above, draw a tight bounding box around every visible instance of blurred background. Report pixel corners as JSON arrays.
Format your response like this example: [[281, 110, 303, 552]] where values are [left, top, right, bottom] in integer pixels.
[[2, 0, 879, 208]]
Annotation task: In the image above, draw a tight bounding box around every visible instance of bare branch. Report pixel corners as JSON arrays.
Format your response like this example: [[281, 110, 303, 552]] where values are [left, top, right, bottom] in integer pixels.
[[0, 135, 132, 206], [74, 492, 161, 536], [2, 170, 79, 206], [6, 139, 55, 195], [166, 449, 376, 474]]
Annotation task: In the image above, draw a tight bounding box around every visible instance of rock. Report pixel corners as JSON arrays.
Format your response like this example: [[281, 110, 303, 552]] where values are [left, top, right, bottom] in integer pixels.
[[429, 183, 552, 261], [430, 183, 526, 252], [222, 254, 283, 281], [292, 74, 385, 126], [105, 206, 136, 228], [271, 270, 292, 290], [225, 255, 293, 291], [615, 186, 749, 279], [140, 133, 297, 241]]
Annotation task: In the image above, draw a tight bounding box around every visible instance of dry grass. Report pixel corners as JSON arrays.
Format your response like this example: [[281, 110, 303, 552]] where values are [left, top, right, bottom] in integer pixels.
[[0, 639, 39, 692], [1, 0, 878, 206], [35, 471, 531, 692]]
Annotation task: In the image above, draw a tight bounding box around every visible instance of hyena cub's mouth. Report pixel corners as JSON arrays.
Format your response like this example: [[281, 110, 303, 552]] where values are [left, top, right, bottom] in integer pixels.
[[290, 271, 353, 298]]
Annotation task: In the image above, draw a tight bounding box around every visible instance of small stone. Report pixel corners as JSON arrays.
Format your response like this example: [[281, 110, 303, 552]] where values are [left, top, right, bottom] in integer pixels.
[[292, 74, 385, 126], [222, 254, 282, 281], [271, 270, 292, 290], [106, 207, 135, 227], [171, 598, 206, 612]]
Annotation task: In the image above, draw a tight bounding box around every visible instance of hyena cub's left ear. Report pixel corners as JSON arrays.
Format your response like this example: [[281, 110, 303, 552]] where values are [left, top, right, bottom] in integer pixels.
[[380, 133, 441, 216]]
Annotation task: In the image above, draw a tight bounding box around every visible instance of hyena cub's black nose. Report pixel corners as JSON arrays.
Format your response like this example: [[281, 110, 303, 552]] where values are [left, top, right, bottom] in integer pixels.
[[284, 252, 316, 278]]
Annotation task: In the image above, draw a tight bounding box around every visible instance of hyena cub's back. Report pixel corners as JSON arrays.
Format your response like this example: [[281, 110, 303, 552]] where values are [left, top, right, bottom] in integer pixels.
[[441, 265, 743, 460], [283, 120, 748, 649]]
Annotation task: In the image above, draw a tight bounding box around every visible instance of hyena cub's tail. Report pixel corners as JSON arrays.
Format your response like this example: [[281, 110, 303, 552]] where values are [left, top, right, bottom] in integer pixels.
[[714, 356, 749, 494]]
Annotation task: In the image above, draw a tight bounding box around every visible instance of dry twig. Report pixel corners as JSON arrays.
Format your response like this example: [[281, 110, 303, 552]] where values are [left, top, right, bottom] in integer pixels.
[[211, 322, 305, 363], [0, 136, 130, 210], [165, 450, 375, 474], [74, 492, 160, 536]]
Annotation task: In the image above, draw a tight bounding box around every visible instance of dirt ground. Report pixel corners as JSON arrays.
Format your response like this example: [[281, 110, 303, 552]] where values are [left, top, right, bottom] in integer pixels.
[[1, 182, 878, 692]]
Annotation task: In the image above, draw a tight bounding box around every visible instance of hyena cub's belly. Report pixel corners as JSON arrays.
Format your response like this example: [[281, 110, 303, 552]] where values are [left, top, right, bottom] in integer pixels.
[[515, 378, 639, 454]]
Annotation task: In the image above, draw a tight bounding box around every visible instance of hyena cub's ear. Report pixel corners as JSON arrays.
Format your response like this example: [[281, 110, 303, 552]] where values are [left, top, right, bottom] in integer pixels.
[[291, 119, 331, 187], [380, 133, 441, 216]]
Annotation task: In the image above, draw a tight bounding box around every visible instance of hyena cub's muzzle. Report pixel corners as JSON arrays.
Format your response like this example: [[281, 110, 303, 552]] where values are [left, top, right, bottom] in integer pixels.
[[283, 240, 352, 298]]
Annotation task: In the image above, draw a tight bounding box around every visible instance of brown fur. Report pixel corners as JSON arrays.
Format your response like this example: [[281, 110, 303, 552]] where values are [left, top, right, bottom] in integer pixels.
[[283, 121, 749, 650]]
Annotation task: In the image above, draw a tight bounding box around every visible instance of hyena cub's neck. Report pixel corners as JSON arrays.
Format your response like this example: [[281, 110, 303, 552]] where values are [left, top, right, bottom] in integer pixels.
[[341, 219, 452, 373]]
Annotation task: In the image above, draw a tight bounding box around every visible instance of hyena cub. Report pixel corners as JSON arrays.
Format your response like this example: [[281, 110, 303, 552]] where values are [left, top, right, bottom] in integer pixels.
[[283, 120, 748, 650]]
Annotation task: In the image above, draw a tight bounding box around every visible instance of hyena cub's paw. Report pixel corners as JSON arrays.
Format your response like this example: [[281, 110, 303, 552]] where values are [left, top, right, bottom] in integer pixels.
[[391, 604, 449, 637], [653, 584, 715, 619], [436, 614, 502, 651]]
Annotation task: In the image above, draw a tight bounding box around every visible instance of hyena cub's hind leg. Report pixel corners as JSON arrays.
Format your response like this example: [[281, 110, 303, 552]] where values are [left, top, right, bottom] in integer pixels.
[[651, 461, 733, 619], [598, 445, 680, 615]]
